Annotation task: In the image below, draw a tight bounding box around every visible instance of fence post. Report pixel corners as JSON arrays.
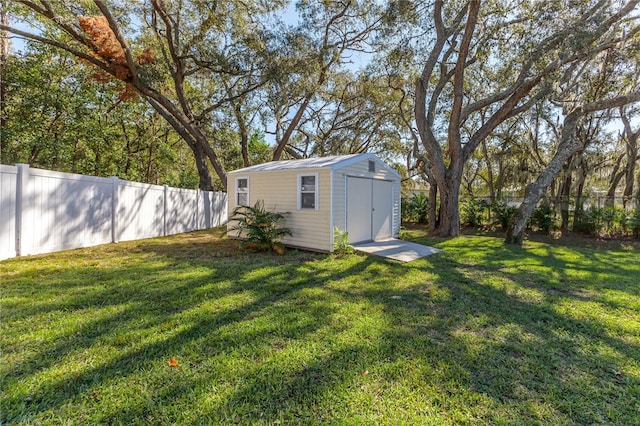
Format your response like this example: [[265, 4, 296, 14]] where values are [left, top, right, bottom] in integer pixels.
[[203, 191, 212, 228], [110, 176, 119, 243], [15, 164, 30, 256], [196, 190, 201, 231], [163, 185, 168, 236]]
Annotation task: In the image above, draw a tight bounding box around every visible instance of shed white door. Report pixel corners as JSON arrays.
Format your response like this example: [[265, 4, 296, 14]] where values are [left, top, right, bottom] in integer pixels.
[[372, 179, 392, 240], [346, 177, 392, 244], [346, 177, 372, 243]]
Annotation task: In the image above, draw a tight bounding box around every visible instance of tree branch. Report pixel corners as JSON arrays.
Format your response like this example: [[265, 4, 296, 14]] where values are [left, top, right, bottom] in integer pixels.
[[94, 0, 138, 84], [447, 0, 480, 160], [0, 24, 109, 70]]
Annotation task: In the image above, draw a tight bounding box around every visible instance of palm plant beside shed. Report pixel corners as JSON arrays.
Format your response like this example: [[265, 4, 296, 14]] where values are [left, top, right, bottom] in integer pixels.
[[228, 200, 292, 254]]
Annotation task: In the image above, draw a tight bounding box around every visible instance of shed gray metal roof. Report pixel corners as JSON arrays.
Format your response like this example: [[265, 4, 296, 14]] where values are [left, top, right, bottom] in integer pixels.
[[228, 153, 401, 178]]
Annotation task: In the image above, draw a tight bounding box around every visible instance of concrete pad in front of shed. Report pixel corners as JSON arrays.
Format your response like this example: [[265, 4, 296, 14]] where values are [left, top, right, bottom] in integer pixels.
[[353, 239, 441, 262]]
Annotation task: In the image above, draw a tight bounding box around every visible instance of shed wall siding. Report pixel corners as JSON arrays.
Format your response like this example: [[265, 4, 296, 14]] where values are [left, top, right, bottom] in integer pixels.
[[392, 181, 401, 236], [228, 168, 332, 252], [332, 172, 346, 232]]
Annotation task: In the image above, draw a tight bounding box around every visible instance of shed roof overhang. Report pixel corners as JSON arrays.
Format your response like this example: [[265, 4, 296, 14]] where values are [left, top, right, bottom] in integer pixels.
[[228, 153, 401, 179]]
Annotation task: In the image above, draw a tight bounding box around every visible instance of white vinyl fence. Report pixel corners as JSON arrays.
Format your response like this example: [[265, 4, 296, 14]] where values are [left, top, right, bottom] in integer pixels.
[[0, 164, 227, 260]]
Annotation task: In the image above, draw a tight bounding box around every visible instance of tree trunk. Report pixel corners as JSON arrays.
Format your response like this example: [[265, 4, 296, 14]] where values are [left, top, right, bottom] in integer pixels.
[[606, 170, 624, 204], [481, 140, 495, 203], [607, 152, 626, 205], [610, 108, 640, 208], [636, 168, 640, 207], [428, 182, 438, 233], [0, 4, 7, 159], [623, 154, 636, 208], [241, 131, 250, 167], [228, 89, 251, 167], [430, 160, 464, 237], [506, 92, 640, 244], [560, 172, 572, 232], [141, 95, 217, 190], [621, 110, 639, 208], [190, 141, 214, 191], [435, 175, 462, 237], [413, 1, 478, 239], [507, 126, 583, 244], [272, 95, 311, 161], [496, 160, 505, 200], [572, 163, 587, 230]]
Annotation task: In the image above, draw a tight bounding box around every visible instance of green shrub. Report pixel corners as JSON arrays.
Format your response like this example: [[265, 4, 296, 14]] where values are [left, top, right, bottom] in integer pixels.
[[573, 210, 595, 234], [532, 204, 554, 233], [572, 207, 630, 235], [227, 200, 292, 253], [462, 198, 484, 227], [493, 200, 517, 230], [407, 193, 429, 224], [602, 206, 628, 234], [603, 207, 616, 233], [589, 208, 604, 234], [401, 198, 414, 223], [333, 227, 354, 256], [629, 209, 640, 238]]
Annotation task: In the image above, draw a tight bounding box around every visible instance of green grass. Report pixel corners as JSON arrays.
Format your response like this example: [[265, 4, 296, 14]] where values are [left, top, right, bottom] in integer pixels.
[[1, 227, 639, 425]]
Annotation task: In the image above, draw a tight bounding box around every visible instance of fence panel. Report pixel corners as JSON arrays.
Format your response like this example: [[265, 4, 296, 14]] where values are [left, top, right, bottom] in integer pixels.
[[204, 191, 228, 228], [117, 180, 166, 242], [0, 165, 228, 260], [198, 191, 209, 230], [22, 167, 114, 256], [0, 165, 18, 260], [166, 187, 199, 235]]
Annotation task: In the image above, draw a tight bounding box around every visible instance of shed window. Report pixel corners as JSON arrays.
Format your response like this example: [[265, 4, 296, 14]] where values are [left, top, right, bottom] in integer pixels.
[[298, 174, 318, 210], [236, 177, 249, 206], [368, 160, 376, 172]]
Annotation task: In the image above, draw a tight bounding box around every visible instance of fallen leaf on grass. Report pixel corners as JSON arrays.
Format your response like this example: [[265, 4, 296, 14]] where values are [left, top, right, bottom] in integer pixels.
[[168, 357, 179, 367]]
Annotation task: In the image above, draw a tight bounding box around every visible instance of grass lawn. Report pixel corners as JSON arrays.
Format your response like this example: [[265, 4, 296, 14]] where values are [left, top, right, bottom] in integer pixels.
[[1, 226, 639, 425]]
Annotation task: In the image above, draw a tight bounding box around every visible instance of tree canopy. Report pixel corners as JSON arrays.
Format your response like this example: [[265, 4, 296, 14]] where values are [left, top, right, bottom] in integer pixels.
[[2, 0, 639, 242]]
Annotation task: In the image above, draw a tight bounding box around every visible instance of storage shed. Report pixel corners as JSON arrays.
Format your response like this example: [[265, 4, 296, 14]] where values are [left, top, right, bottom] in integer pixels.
[[227, 153, 401, 252]]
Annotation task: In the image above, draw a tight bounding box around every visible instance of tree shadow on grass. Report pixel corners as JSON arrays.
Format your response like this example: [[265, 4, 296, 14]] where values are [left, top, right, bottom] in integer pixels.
[[1, 242, 375, 423], [2, 233, 639, 424], [199, 248, 639, 423], [406, 230, 639, 304]]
